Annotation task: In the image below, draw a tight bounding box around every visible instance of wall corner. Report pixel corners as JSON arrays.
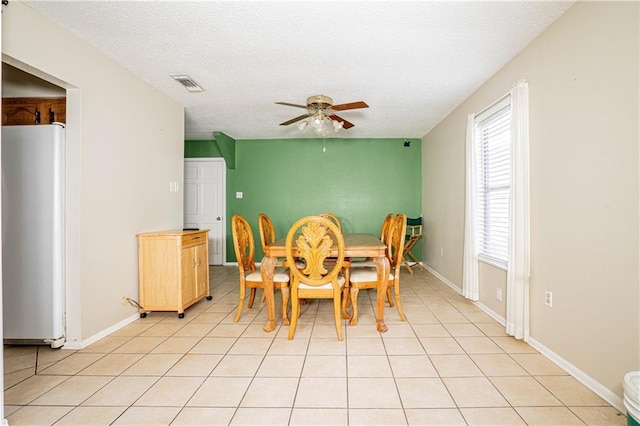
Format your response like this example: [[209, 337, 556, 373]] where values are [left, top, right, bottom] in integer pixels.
[[213, 131, 236, 169]]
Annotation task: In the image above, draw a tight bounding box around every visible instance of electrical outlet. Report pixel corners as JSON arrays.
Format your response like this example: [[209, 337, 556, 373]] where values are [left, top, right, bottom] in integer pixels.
[[545, 290, 553, 307], [121, 296, 129, 307], [496, 288, 502, 302]]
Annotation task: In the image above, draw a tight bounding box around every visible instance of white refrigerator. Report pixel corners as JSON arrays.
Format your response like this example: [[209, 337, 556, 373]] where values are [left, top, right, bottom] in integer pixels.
[[2, 124, 66, 348]]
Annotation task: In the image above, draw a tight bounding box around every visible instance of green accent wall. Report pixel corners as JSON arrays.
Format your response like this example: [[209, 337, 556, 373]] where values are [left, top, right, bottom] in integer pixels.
[[184, 139, 221, 157], [186, 137, 422, 262], [213, 131, 236, 169]]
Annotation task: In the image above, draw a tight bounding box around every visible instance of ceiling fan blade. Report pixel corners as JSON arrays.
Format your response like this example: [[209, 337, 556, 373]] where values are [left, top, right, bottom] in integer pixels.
[[331, 101, 369, 111], [279, 114, 309, 126], [329, 114, 355, 129], [275, 102, 308, 109]]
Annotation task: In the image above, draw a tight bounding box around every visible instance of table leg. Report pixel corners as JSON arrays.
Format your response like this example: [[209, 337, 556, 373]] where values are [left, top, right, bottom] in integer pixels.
[[260, 255, 277, 332], [374, 255, 390, 333]]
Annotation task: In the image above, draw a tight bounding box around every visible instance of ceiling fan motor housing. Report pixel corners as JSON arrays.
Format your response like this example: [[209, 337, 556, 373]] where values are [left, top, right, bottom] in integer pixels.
[[307, 95, 333, 110]]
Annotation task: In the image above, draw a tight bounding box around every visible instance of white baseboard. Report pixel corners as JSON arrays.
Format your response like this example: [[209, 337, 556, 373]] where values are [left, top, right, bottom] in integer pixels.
[[423, 263, 625, 414], [423, 264, 461, 294], [474, 301, 506, 326], [527, 337, 625, 413], [60, 313, 140, 350]]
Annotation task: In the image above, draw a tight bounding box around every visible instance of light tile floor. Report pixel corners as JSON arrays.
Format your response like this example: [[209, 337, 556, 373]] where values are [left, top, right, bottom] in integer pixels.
[[3, 266, 626, 425]]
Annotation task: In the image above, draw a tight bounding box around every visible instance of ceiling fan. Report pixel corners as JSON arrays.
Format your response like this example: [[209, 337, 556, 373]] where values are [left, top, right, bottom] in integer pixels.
[[276, 95, 369, 132]]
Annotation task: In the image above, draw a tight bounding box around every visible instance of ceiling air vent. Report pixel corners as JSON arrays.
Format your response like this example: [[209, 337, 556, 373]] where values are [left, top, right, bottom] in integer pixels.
[[170, 74, 204, 93]]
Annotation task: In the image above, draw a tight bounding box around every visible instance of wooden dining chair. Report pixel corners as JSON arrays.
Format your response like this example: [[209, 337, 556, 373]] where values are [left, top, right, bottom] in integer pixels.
[[257, 213, 280, 304], [380, 213, 395, 243], [317, 212, 344, 266], [258, 213, 282, 265], [285, 215, 347, 340], [317, 212, 342, 232], [258, 212, 306, 267], [257, 212, 306, 304], [231, 214, 290, 325], [350, 213, 395, 268], [345, 214, 407, 326]]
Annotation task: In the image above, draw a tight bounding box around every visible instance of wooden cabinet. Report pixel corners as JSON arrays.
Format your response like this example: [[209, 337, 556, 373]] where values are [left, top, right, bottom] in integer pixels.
[[136, 230, 211, 318], [2, 97, 66, 126]]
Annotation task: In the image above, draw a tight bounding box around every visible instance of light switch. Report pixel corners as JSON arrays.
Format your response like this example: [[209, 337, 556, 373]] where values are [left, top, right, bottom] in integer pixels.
[[236, 192, 243, 199]]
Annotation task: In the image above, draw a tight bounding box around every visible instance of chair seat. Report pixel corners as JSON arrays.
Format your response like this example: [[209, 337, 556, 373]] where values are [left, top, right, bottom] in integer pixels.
[[299, 275, 345, 290], [246, 270, 290, 283], [349, 267, 394, 283]]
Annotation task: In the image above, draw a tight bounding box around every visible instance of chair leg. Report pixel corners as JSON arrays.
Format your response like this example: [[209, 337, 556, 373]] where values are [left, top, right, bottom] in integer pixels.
[[248, 288, 257, 308], [349, 287, 360, 326], [405, 250, 425, 271], [341, 286, 351, 319], [402, 257, 415, 274], [386, 287, 395, 307], [402, 236, 424, 273], [333, 290, 343, 341], [281, 286, 290, 326], [288, 289, 300, 340], [394, 282, 407, 321], [234, 284, 246, 322]]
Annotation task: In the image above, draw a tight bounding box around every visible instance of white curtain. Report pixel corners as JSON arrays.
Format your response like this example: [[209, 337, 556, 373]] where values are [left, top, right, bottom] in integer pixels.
[[462, 114, 479, 301], [505, 79, 531, 341]]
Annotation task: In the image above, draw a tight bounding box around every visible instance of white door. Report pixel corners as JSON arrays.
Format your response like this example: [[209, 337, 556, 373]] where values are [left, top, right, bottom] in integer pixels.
[[184, 158, 225, 265]]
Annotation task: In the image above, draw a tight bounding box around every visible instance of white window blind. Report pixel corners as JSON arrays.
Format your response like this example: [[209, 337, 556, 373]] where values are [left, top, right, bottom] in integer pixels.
[[476, 98, 511, 268]]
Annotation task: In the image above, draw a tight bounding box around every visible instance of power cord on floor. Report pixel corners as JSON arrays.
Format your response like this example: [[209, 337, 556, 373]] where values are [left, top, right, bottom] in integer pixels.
[[121, 297, 142, 309]]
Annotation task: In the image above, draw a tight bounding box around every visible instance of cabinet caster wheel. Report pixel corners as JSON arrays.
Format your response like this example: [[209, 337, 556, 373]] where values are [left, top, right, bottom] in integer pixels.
[[206, 296, 213, 301], [178, 313, 185, 319], [140, 312, 147, 318]]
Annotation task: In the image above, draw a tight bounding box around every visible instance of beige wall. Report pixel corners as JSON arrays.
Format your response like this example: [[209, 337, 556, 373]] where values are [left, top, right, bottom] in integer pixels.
[[2, 63, 65, 97], [3, 2, 185, 343], [422, 0, 639, 404], [478, 262, 507, 319]]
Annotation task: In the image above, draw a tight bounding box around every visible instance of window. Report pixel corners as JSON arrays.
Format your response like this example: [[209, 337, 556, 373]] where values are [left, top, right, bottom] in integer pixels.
[[476, 97, 511, 268]]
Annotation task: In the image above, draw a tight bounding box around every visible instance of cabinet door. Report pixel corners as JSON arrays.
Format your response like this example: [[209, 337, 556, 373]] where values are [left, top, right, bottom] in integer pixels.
[[195, 243, 209, 297], [181, 247, 197, 306], [138, 237, 179, 309]]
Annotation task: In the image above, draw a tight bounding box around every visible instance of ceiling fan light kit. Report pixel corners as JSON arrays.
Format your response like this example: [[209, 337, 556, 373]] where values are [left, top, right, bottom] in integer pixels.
[[276, 94, 368, 136]]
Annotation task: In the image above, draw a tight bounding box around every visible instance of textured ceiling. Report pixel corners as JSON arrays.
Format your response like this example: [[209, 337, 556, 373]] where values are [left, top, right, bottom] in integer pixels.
[[24, 1, 573, 140]]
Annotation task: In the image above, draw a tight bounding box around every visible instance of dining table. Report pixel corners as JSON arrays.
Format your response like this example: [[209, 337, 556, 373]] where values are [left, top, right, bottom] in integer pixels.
[[260, 232, 390, 333]]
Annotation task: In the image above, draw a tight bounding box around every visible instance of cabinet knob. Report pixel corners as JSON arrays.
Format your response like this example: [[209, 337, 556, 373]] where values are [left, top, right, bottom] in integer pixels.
[[216, 216, 222, 221]]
